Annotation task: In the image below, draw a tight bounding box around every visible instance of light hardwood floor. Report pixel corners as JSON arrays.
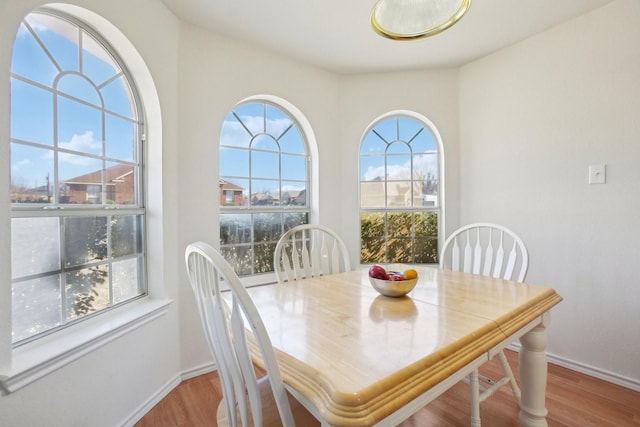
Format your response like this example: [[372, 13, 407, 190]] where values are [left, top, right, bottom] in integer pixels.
[[135, 350, 640, 426]]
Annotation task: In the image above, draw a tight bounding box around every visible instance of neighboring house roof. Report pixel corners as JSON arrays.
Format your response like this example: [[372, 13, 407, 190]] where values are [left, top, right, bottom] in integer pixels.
[[282, 188, 306, 205], [64, 164, 134, 186], [283, 190, 300, 198], [252, 192, 276, 201], [219, 178, 244, 191]]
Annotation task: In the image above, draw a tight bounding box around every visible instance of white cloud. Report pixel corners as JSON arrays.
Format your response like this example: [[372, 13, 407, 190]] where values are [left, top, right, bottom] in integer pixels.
[[58, 131, 101, 165], [11, 159, 32, 172], [282, 184, 304, 192], [413, 154, 438, 177], [363, 164, 404, 181], [363, 154, 438, 181], [42, 131, 101, 166], [17, 14, 54, 39], [220, 121, 248, 147]]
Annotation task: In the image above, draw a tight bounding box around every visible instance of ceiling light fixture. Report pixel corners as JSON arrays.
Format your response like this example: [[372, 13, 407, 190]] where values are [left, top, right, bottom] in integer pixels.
[[371, 0, 472, 41]]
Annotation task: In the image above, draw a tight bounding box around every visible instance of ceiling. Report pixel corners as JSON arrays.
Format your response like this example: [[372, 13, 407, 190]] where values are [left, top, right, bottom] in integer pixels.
[[159, 0, 615, 75]]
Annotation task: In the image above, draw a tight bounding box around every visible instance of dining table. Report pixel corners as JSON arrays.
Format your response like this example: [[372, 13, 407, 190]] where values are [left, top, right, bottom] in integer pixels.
[[240, 265, 563, 427]]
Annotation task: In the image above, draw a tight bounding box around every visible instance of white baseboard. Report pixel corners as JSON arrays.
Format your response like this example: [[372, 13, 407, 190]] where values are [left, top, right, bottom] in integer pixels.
[[119, 374, 182, 427], [181, 361, 217, 380], [546, 352, 640, 392], [120, 361, 217, 427], [507, 343, 640, 392]]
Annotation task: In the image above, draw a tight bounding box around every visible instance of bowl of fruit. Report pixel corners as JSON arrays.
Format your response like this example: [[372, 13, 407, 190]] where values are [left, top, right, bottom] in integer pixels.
[[368, 264, 418, 297]]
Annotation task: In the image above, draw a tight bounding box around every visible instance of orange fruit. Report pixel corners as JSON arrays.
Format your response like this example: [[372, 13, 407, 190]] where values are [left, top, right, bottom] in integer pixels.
[[403, 269, 417, 280]]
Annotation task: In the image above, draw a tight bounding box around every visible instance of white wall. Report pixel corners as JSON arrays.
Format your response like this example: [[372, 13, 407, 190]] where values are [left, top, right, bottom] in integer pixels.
[[0, 0, 183, 426], [459, 0, 640, 388]]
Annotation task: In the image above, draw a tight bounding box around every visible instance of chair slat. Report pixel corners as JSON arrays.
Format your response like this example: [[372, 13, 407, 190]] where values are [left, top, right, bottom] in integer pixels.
[[230, 299, 261, 426], [317, 231, 329, 276], [492, 230, 505, 279], [504, 241, 518, 280], [300, 230, 313, 279], [451, 237, 460, 271], [463, 230, 473, 273], [472, 227, 482, 275], [482, 229, 494, 276], [292, 235, 303, 280], [281, 251, 293, 282], [330, 242, 340, 274]]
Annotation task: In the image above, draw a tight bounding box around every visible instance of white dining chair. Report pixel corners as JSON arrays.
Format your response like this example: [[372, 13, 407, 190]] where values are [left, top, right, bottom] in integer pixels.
[[185, 241, 319, 427], [439, 223, 529, 427], [273, 224, 351, 283]]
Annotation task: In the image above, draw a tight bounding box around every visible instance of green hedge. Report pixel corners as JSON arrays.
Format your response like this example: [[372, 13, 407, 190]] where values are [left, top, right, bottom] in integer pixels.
[[361, 211, 438, 264]]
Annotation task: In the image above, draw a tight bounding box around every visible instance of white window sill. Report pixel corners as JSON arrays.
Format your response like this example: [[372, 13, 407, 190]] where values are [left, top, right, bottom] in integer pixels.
[[242, 272, 277, 287], [0, 297, 173, 394]]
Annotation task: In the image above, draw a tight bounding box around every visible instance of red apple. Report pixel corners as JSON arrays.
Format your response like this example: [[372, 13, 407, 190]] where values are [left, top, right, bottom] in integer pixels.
[[368, 264, 388, 280]]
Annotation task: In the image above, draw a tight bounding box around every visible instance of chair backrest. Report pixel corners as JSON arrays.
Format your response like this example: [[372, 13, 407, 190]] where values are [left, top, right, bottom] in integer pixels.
[[185, 241, 296, 427], [273, 224, 351, 283], [439, 223, 529, 282]]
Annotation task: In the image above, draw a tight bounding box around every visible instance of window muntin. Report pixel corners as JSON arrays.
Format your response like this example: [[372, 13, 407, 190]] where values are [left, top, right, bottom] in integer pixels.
[[9, 10, 145, 345], [360, 115, 440, 264], [219, 102, 309, 277]]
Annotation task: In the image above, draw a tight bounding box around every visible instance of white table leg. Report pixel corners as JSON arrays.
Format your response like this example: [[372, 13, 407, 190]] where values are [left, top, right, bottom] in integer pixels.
[[518, 313, 550, 427], [469, 369, 481, 427]]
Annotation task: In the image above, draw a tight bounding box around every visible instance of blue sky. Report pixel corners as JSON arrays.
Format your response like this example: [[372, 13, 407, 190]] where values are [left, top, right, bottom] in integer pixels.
[[219, 103, 307, 196], [10, 13, 136, 192]]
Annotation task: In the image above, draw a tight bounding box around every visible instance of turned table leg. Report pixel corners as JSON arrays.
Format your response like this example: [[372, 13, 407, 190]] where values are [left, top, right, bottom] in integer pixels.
[[518, 313, 551, 427]]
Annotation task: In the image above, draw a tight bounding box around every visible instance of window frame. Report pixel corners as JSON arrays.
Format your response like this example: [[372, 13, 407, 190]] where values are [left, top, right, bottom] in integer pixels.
[[358, 111, 445, 265], [9, 8, 148, 346], [219, 99, 312, 285], [0, 6, 171, 393]]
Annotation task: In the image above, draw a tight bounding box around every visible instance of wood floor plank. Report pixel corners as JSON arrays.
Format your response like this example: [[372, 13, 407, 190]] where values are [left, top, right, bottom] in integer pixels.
[[135, 350, 640, 426]]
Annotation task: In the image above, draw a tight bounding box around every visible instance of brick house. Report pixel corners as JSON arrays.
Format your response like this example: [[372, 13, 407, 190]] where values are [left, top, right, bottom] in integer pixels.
[[219, 178, 245, 206], [63, 164, 135, 204]]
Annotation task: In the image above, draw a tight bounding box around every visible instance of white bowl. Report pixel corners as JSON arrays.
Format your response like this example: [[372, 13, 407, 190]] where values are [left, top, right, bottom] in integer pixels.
[[369, 277, 418, 297]]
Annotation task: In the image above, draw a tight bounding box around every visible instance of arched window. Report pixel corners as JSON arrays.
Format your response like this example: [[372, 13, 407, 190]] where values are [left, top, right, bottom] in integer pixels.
[[359, 113, 442, 264], [219, 101, 310, 279], [9, 9, 145, 344]]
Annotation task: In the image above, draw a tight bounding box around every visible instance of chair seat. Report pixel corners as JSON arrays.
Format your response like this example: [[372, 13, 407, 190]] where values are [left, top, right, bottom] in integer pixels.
[[216, 376, 319, 427]]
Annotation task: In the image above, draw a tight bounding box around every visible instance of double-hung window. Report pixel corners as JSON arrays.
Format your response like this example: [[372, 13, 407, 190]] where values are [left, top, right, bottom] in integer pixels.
[[9, 9, 146, 345], [219, 101, 310, 279], [359, 113, 442, 264]]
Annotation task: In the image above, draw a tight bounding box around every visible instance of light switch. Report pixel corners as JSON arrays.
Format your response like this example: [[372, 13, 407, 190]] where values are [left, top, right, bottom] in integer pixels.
[[589, 164, 606, 184]]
